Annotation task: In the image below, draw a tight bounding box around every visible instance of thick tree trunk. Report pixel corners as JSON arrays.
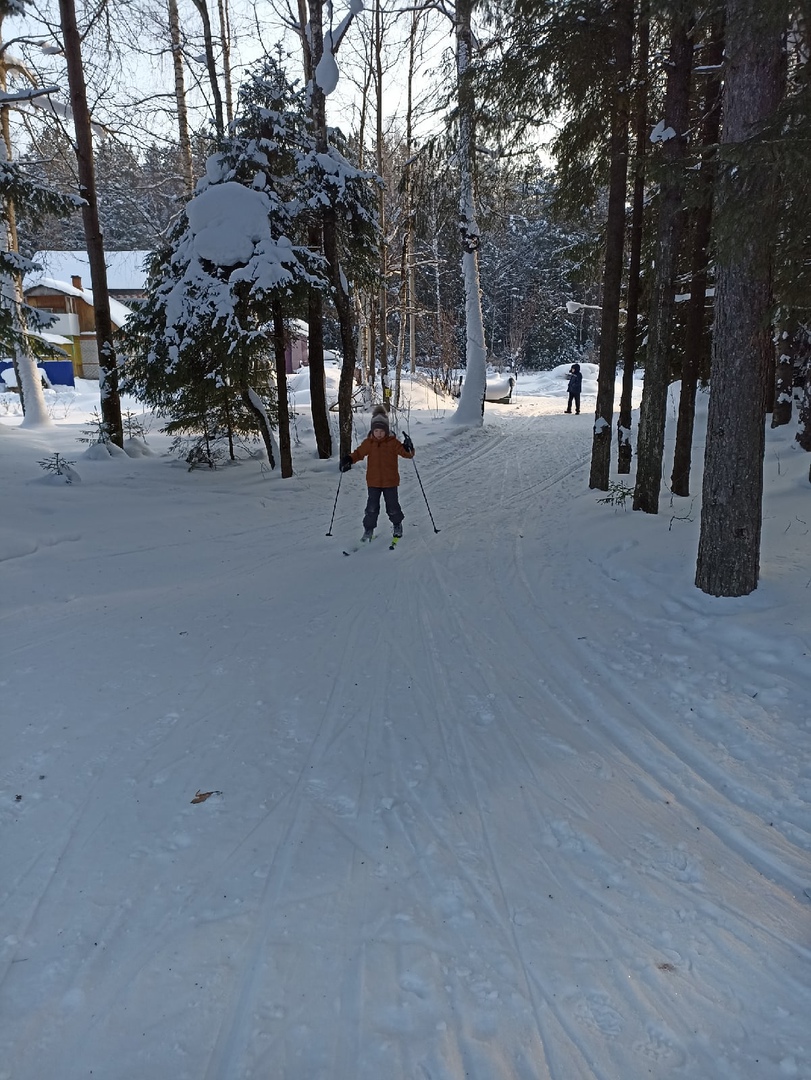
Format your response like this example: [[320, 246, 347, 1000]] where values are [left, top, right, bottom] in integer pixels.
[[589, 0, 633, 489], [671, 25, 723, 496], [633, 7, 692, 513], [58, 0, 123, 447], [451, 0, 488, 426], [617, 0, 649, 475], [695, 0, 786, 596]]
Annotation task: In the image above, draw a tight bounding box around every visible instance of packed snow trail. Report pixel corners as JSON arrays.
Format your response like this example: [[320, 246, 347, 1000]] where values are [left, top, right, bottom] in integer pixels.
[[1, 396, 809, 1080]]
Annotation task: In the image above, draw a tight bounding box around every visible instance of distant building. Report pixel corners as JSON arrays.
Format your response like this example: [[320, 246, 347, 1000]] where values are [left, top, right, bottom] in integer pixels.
[[24, 250, 309, 380], [29, 250, 150, 303], [24, 274, 134, 380]]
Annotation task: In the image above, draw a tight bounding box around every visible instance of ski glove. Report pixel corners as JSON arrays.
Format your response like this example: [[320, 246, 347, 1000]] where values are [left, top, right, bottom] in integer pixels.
[[339, 455, 353, 472], [402, 433, 414, 453]]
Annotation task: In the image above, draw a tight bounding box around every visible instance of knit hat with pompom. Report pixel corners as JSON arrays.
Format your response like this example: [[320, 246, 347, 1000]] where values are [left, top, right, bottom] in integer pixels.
[[370, 404, 390, 435]]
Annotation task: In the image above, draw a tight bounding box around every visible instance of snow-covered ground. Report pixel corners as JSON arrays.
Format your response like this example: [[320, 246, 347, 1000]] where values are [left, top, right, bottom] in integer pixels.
[[1, 364, 809, 1080]]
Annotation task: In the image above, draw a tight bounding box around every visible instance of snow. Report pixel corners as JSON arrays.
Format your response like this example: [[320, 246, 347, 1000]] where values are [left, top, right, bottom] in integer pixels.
[[185, 183, 274, 267], [1, 365, 809, 1080]]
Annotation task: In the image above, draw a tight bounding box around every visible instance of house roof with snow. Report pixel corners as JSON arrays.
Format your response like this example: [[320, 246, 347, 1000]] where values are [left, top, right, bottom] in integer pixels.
[[29, 276, 134, 328], [28, 250, 151, 296]]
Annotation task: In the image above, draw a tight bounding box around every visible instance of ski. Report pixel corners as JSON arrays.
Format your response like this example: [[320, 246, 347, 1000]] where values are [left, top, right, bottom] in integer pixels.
[[389, 536, 400, 550], [343, 534, 374, 556]]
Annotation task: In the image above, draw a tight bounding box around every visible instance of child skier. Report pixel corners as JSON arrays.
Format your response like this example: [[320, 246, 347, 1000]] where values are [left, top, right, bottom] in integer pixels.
[[340, 405, 415, 541]]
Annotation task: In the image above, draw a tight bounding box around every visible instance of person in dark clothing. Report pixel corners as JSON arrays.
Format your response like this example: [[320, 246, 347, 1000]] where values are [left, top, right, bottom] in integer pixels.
[[340, 405, 415, 540], [565, 363, 582, 414]]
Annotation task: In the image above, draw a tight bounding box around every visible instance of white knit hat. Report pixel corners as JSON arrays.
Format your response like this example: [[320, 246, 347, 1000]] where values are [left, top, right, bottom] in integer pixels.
[[370, 404, 390, 435]]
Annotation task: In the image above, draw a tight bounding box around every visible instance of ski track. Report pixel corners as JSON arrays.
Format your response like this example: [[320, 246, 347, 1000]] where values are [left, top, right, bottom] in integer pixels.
[[2, 407, 809, 1079]]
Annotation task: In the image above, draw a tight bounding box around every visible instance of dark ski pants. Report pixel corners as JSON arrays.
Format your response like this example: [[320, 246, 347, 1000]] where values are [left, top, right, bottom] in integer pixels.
[[565, 391, 580, 414], [364, 486, 404, 531]]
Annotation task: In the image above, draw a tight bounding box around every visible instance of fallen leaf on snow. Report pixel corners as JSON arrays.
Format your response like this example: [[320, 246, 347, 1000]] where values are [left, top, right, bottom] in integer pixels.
[[191, 789, 222, 804]]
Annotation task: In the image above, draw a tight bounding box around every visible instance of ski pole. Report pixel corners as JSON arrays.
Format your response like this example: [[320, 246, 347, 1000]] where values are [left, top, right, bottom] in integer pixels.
[[326, 469, 343, 536], [411, 457, 440, 533]]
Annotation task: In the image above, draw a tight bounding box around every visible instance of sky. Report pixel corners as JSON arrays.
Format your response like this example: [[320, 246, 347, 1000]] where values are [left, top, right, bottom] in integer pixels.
[[7, 0, 451, 149], [1, 363, 809, 1079]]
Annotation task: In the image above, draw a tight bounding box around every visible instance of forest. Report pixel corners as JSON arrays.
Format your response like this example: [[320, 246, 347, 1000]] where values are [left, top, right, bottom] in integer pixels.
[[1, 0, 809, 598]]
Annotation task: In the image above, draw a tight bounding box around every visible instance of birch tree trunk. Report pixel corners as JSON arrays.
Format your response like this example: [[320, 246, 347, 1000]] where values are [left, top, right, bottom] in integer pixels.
[[0, 50, 51, 427], [695, 0, 787, 596], [588, 0, 633, 488], [167, 0, 194, 193], [450, 0, 487, 426], [58, 0, 123, 447], [633, 6, 692, 513]]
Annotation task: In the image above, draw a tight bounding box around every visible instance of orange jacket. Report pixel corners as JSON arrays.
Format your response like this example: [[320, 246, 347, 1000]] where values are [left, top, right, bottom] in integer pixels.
[[350, 434, 414, 488]]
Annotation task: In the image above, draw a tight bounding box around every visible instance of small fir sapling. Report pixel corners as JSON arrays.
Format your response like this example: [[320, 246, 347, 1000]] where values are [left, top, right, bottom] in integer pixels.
[[77, 407, 111, 445], [596, 482, 635, 509], [37, 452, 80, 483]]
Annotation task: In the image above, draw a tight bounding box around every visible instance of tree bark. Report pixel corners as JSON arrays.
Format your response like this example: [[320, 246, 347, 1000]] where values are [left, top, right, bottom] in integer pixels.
[[771, 315, 797, 428], [0, 40, 52, 427], [189, 0, 224, 135], [216, 0, 233, 125], [273, 302, 293, 478], [695, 0, 786, 596], [589, 0, 633, 489], [451, 0, 488, 426], [58, 0, 123, 447], [671, 23, 723, 496], [617, 0, 649, 475], [633, 6, 692, 513], [167, 0, 194, 193]]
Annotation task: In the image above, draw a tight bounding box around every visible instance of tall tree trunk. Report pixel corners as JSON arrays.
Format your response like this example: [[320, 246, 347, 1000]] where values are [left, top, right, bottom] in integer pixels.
[[273, 302, 293, 477], [58, 0, 123, 447], [589, 0, 633, 489], [374, 0, 389, 405], [695, 0, 786, 597], [451, 0, 488, 426], [216, 0, 233, 125], [633, 6, 692, 513], [671, 23, 723, 496], [617, 0, 650, 474], [167, 0, 194, 193], [189, 0, 224, 135], [297, 0, 331, 458], [0, 43, 52, 426], [406, 10, 420, 378], [305, 0, 361, 459]]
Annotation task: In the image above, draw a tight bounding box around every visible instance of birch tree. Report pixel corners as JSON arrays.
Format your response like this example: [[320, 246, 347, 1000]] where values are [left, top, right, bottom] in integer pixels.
[[448, 0, 487, 425]]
